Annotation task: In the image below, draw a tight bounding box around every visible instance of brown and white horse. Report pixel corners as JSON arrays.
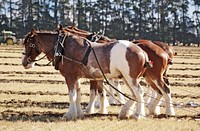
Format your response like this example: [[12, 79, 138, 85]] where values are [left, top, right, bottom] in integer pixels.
[[22, 29, 150, 120], [64, 27, 175, 118], [64, 27, 126, 106]]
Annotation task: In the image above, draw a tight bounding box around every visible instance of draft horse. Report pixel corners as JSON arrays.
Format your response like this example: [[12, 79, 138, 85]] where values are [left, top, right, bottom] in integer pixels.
[[22, 29, 150, 120], [64, 27, 176, 118]]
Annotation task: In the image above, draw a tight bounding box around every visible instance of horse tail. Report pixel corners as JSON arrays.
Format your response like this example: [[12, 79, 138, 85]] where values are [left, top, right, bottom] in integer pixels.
[[143, 51, 153, 68]]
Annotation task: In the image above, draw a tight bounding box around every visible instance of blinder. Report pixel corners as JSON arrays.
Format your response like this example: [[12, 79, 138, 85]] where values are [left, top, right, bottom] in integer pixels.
[[22, 36, 41, 63]]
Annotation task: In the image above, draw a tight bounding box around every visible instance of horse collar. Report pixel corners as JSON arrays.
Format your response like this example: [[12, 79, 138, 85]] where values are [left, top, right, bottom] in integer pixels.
[[81, 40, 92, 66], [54, 32, 67, 70]]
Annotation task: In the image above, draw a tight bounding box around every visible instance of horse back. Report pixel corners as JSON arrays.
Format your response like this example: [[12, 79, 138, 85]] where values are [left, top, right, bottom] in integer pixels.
[[153, 41, 176, 59], [134, 40, 169, 77]]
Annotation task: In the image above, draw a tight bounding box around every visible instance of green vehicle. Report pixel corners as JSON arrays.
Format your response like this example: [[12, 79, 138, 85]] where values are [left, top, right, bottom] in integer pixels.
[[0, 30, 17, 45]]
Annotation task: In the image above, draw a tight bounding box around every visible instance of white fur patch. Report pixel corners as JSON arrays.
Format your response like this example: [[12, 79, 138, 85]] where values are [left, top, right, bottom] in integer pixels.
[[110, 40, 131, 77], [89, 67, 102, 75], [24, 63, 35, 69], [84, 89, 96, 114], [22, 48, 35, 69], [63, 88, 77, 120]]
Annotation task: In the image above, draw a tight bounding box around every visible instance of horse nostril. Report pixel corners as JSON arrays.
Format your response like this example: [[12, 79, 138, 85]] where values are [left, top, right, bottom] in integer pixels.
[[27, 57, 32, 63], [22, 62, 27, 67]]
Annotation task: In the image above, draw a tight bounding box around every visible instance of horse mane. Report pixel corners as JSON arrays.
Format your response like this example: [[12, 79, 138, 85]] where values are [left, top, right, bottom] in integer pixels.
[[67, 25, 89, 34], [65, 25, 114, 43], [23, 30, 58, 45], [23, 33, 31, 45]]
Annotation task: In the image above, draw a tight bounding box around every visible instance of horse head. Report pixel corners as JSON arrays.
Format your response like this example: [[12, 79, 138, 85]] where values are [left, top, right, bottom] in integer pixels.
[[22, 29, 42, 69]]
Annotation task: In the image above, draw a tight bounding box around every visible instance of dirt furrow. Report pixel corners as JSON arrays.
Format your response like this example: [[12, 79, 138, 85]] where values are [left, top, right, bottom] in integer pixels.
[[0, 110, 199, 122], [173, 62, 200, 65], [0, 71, 58, 75], [170, 68, 200, 71], [0, 78, 199, 87], [1, 71, 199, 78]]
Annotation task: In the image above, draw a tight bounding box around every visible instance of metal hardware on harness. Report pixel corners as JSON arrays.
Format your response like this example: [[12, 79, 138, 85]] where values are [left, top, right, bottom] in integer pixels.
[[54, 32, 67, 70]]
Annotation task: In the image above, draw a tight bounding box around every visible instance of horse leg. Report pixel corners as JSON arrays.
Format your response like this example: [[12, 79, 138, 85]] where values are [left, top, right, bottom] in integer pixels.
[[114, 79, 125, 104], [149, 77, 175, 116], [129, 82, 145, 120], [62, 79, 78, 120], [97, 81, 108, 114], [75, 80, 84, 119], [119, 78, 145, 120], [108, 79, 116, 104], [84, 80, 97, 114], [155, 79, 175, 116], [118, 99, 136, 119], [95, 81, 109, 109], [94, 95, 100, 108], [117, 78, 135, 119], [145, 76, 162, 115], [144, 85, 153, 107], [163, 70, 170, 85], [163, 64, 172, 85]]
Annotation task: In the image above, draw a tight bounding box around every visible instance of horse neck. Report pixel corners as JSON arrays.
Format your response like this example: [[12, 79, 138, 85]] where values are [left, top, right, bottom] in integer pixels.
[[65, 28, 92, 38], [36, 33, 56, 60], [64, 35, 89, 61]]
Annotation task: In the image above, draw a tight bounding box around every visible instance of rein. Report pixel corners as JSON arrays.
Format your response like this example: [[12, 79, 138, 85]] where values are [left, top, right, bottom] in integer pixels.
[[53, 29, 137, 102], [90, 48, 137, 102], [58, 36, 137, 102], [22, 37, 53, 65]]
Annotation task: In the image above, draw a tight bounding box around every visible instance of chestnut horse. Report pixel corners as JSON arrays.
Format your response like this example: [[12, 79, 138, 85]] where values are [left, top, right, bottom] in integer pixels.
[[142, 40, 177, 107], [65, 27, 175, 118], [22, 29, 150, 120]]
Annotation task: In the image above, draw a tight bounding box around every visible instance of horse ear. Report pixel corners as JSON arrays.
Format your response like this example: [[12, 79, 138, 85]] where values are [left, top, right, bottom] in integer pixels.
[[30, 29, 36, 36], [57, 24, 63, 30], [71, 25, 75, 29]]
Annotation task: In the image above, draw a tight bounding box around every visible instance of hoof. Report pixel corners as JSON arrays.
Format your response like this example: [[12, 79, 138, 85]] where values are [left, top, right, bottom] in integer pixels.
[[83, 105, 95, 114], [118, 111, 128, 119], [83, 108, 95, 114], [148, 106, 161, 116], [77, 110, 85, 119], [77, 113, 84, 119], [109, 99, 116, 105], [166, 110, 175, 117], [98, 109, 108, 114], [130, 113, 145, 120], [165, 106, 175, 116], [62, 112, 77, 121]]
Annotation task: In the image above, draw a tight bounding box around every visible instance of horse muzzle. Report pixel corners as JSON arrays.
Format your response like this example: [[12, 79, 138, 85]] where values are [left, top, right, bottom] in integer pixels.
[[22, 61, 35, 69], [22, 55, 35, 69]]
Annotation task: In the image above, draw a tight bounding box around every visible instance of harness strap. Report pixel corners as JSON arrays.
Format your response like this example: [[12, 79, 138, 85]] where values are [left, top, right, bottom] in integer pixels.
[[54, 32, 67, 70], [81, 40, 92, 66]]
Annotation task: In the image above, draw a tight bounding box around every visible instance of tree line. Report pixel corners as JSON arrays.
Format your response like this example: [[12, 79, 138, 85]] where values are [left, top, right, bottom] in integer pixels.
[[0, 0, 199, 45]]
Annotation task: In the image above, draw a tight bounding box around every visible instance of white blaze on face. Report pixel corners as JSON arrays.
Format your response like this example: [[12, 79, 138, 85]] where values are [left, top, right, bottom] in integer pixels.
[[24, 62, 35, 69], [21, 48, 26, 64], [22, 47, 35, 69]]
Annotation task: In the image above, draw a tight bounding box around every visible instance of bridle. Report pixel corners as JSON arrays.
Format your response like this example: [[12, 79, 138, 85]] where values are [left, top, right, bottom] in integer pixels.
[[22, 36, 47, 63]]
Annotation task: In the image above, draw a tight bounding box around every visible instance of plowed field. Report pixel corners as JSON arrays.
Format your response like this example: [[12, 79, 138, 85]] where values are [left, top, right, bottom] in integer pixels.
[[0, 45, 199, 131]]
